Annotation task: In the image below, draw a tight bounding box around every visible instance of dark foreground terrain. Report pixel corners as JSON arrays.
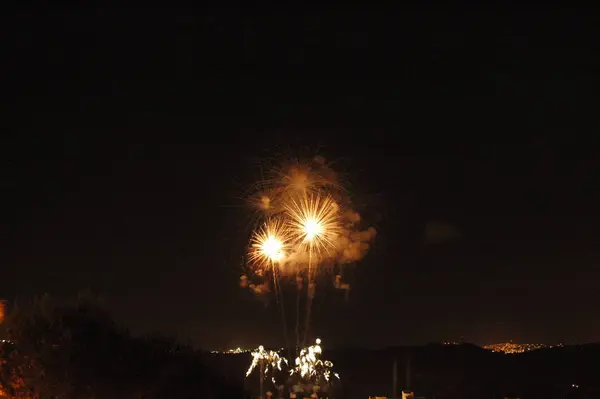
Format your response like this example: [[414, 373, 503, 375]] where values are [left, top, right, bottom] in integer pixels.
[[1, 296, 599, 398], [206, 343, 600, 399]]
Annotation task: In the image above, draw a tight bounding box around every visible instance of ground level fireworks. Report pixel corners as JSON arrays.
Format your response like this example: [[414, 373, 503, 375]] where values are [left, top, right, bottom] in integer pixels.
[[245, 338, 340, 398]]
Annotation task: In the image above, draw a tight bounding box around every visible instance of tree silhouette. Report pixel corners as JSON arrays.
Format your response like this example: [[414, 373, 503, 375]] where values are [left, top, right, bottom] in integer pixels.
[[0, 294, 245, 399]]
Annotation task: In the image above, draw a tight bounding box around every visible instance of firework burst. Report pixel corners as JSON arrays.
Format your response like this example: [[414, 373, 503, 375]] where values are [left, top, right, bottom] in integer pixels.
[[285, 193, 341, 259], [241, 155, 376, 376], [248, 219, 293, 270]]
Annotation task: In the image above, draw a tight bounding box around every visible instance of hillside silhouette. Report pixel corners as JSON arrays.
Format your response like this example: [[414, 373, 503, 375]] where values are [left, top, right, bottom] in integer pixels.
[[211, 342, 600, 399], [2, 295, 599, 398]]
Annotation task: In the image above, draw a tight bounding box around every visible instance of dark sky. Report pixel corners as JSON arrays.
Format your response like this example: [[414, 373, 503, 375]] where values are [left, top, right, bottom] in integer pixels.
[[3, 9, 600, 349]]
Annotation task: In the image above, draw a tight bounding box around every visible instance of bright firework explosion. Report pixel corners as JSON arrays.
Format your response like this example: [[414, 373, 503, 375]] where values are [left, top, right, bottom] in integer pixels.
[[242, 156, 376, 352], [290, 338, 339, 384], [285, 194, 341, 259], [248, 219, 292, 269]]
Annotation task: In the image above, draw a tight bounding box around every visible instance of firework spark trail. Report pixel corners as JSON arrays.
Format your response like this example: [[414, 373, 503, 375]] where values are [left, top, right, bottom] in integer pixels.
[[295, 282, 301, 353], [274, 264, 292, 361], [303, 251, 313, 348]]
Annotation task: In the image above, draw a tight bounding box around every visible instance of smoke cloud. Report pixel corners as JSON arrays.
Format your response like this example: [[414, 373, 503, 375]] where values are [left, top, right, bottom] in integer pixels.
[[243, 156, 376, 297]]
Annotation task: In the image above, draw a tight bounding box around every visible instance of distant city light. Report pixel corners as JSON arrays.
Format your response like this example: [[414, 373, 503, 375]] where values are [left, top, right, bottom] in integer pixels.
[[210, 347, 251, 354], [482, 342, 563, 354], [209, 347, 285, 355], [210, 342, 572, 356]]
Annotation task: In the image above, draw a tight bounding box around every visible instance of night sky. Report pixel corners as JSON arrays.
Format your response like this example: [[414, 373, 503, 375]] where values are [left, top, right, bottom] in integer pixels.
[[4, 9, 600, 349]]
